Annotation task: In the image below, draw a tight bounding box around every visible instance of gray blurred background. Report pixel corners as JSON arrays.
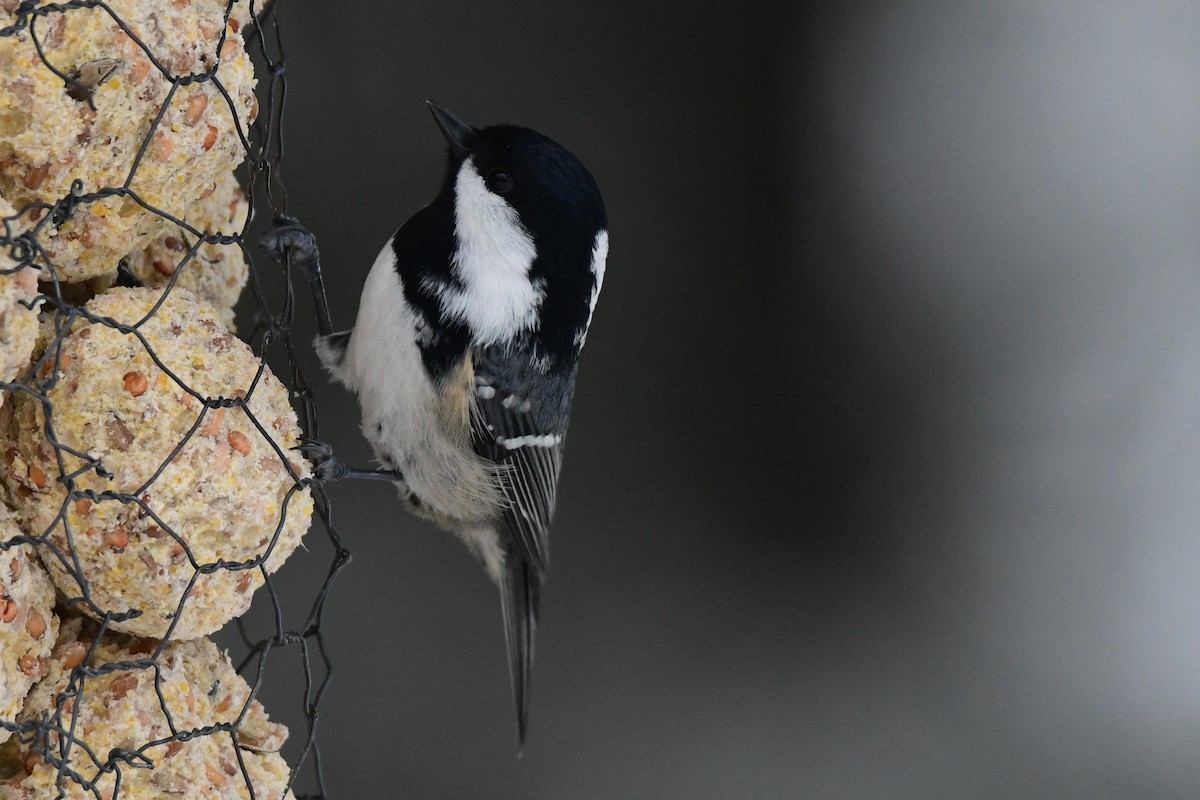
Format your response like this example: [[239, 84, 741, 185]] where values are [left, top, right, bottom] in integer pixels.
[[220, 1, 1200, 797]]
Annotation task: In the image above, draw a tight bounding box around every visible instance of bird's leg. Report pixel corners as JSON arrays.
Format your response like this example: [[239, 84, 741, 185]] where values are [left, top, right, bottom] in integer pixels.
[[295, 439, 403, 483], [259, 214, 334, 338]]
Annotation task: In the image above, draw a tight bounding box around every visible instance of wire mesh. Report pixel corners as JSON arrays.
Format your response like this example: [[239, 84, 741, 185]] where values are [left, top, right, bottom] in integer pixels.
[[0, 1, 342, 797]]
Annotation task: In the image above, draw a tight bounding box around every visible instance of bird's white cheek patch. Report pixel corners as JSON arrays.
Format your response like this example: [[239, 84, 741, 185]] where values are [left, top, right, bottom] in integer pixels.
[[445, 158, 541, 345]]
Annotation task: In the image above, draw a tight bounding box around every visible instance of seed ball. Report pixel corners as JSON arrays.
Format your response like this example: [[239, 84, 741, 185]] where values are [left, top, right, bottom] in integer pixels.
[[0, 504, 59, 745], [0, 0, 258, 282], [0, 618, 291, 800], [0, 197, 40, 411], [3, 287, 313, 639], [124, 171, 250, 330]]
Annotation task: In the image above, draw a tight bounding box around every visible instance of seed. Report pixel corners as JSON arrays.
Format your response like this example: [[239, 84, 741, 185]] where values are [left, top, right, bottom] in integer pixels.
[[22, 164, 48, 190], [227, 431, 250, 455], [9, 559, 20, 581], [26, 609, 45, 639], [36, 14, 64, 48], [75, 499, 92, 516], [248, 93, 259, 123], [201, 406, 225, 437], [165, 741, 182, 757], [17, 654, 41, 676], [152, 131, 172, 160], [103, 526, 129, 552], [144, 525, 166, 539], [58, 640, 86, 669], [130, 59, 150, 83], [205, 763, 226, 788], [152, 258, 175, 276], [219, 38, 237, 60], [23, 750, 40, 775], [106, 417, 134, 451], [109, 672, 138, 699], [198, 182, 216, 199], [27, 464, 46, 489], [236, 572, 252, 593], [202, 124, 217, 150], [1, 599, 16, 623], [184, 93, 207, 125], [123, 371, 148, 396]]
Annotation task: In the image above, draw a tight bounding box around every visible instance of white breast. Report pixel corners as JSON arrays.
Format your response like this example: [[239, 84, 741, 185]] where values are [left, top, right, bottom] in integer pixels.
[[337, 240, 500, 524], [339, 242, 430, 449]]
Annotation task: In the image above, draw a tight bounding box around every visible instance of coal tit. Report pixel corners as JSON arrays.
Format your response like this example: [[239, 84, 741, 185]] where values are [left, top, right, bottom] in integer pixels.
[[262, 102, 608, 744]]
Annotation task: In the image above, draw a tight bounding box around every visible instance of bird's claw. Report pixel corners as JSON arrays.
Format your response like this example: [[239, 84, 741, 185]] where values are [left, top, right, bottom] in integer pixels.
[[293, 438, 341, 482], [259, 216, 320, 277], [292, 438, 400, 483], [294, 437, 334, 462]]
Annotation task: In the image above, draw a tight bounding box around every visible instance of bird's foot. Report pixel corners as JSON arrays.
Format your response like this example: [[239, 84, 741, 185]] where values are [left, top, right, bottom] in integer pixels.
[[294, 438, 402, 483], [259, 214, 320, 280]]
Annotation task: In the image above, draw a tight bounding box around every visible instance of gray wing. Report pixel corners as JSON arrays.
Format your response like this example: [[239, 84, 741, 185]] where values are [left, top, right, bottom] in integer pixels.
[[471, 349, 576, 572], [472, 347, 578, 745]]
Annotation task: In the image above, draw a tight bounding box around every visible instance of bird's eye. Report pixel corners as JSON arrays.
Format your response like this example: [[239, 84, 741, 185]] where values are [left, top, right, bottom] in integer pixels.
[[486, 169, 513, 194]]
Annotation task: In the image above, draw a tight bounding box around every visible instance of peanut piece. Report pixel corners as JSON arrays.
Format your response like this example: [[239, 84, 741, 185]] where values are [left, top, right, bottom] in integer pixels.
[[184, 93, 207, 125], [180, 92, 204, 125], [103, 526, 129, 552], [27, 464, 46, 489], [26, 609, 45, 639], [201, 406, 226, 437], [123, 371, 148, 397], [22, 164, 48, 190], [58, 640, 86, 669], [152, 131, 172, 160], [205, 763, 227, 788], [109, 672, 138, 699], [130, 59, 151, 83], [227, 431, 251, 455]]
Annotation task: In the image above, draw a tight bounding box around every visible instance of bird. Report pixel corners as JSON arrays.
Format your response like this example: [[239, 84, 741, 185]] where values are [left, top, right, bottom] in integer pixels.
[[261, 102, 608, 745]]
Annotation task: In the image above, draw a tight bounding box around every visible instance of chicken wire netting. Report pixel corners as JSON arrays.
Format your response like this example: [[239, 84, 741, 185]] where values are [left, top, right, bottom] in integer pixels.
[[0, 1, 344, 798]]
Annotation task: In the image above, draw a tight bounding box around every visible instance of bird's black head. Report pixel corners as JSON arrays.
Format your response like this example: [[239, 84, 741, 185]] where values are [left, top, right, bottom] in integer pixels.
[[426, 102, 608, 368]]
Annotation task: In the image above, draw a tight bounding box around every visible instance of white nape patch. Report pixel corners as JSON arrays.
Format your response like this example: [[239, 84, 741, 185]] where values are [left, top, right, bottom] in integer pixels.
[[576, 229, 609, 346], [499, 434, 562, 450], [475, 384, 496, 399], [442, 157, 542, 345]]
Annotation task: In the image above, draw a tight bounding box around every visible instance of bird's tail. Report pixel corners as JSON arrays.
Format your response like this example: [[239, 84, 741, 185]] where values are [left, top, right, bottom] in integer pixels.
[[500, 551, 542, 747]]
